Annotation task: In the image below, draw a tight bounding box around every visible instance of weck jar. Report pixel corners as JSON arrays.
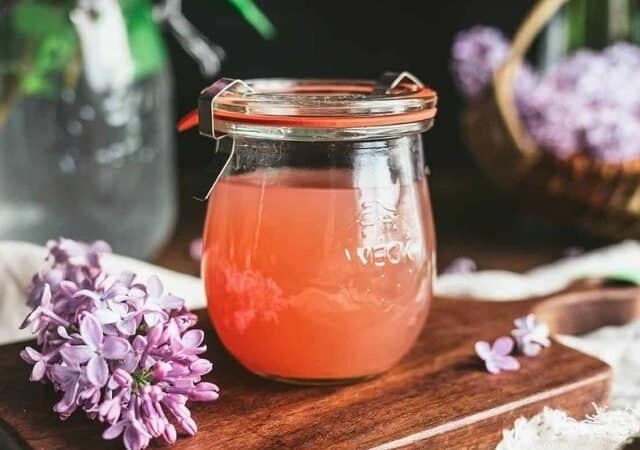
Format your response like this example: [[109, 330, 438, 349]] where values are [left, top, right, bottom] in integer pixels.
[[186, 73, 438, 384]]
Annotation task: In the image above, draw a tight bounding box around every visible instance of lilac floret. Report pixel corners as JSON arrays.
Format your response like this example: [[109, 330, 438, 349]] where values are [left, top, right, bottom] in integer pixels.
[[442, 257, 477, 275], [511, 314, 551, 357], [519, 85, 583, 158], [604, 41, 640, 67], [583, 107, 640, 163], [475, 336, 520, 374], [20, 238, 217, 450], [451, 26, 510, 100]]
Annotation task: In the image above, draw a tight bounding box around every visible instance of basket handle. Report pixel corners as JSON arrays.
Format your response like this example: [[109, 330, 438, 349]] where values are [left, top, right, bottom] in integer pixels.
[[494, 0, 570, 158]]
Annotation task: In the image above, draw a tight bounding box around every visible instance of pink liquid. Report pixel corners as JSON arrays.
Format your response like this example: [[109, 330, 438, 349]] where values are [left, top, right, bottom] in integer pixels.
[[203, 169, 435, 381]]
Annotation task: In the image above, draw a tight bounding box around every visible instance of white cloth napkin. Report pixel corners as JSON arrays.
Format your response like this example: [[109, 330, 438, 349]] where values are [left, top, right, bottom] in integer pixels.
[[0, 241, 205, 345], [436, 241, 640, 449], [435, 240, 640, 300]]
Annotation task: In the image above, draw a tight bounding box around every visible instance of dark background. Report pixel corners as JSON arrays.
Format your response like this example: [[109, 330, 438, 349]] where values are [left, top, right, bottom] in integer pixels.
[[164, 0, 602, 273], [171, 0, 536, 172]]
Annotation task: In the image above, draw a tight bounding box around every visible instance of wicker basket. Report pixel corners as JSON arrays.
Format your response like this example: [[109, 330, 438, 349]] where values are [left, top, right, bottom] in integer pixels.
[[464, 0, 640, 239]]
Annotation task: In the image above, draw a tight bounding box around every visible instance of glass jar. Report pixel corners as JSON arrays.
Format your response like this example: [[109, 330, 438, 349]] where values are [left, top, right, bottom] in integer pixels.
[[0, 0, 176, 259], [192, 75, 437, 384]]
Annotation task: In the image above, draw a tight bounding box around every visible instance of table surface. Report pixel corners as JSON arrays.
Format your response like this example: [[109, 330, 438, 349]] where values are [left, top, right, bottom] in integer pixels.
[[0, 298, 610, 450], [0, 169, 615, 449]]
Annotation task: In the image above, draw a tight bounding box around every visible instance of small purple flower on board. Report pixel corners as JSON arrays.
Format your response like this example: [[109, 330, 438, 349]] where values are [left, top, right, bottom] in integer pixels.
[[442, 257, 477, 275], [475, 336, 520, 374], [512, 314, 551, 357], [189, 238, 203, 261]]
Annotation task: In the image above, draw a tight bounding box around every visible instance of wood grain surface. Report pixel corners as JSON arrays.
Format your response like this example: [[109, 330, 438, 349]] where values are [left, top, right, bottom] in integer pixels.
[[0, 294, 612, 450], [0, 171, 620, 449]]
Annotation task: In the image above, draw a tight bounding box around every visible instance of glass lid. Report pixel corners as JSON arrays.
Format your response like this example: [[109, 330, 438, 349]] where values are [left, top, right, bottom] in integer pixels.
[[178, 72, 438, 141]]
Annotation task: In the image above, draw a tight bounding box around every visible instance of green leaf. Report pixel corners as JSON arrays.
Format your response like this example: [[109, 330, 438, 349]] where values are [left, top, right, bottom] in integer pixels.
[[226, 0, 276, 39], [20, 28, 77, 96], [121, 0, 167, 80], [11, 0, 167, 98], [12, 1, 71, 38]]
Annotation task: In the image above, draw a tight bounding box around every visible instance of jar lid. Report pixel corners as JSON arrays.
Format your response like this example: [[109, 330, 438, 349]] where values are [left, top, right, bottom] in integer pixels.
[[178, 72, 438, 141]]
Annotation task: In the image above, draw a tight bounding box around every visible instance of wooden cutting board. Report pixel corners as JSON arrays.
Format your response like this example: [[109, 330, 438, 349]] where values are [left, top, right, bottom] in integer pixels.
[[0, 285, 633, 450]]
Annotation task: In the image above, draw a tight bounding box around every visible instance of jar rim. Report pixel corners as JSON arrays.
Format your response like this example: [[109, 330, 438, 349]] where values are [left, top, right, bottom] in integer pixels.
[[213, 78, 437, 127], [179, 74, 438, 140]]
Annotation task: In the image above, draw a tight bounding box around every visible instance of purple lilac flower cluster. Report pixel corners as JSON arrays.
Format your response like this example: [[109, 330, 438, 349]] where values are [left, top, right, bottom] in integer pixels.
[[451, 26, 511, 100], [452, 26, 640, 163], [451, 26, 538, 105], [20, 239, 218, 450]]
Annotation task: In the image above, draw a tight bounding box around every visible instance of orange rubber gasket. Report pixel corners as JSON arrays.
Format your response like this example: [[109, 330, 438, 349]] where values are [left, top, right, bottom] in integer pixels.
[[212, 107, 437, 128]]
